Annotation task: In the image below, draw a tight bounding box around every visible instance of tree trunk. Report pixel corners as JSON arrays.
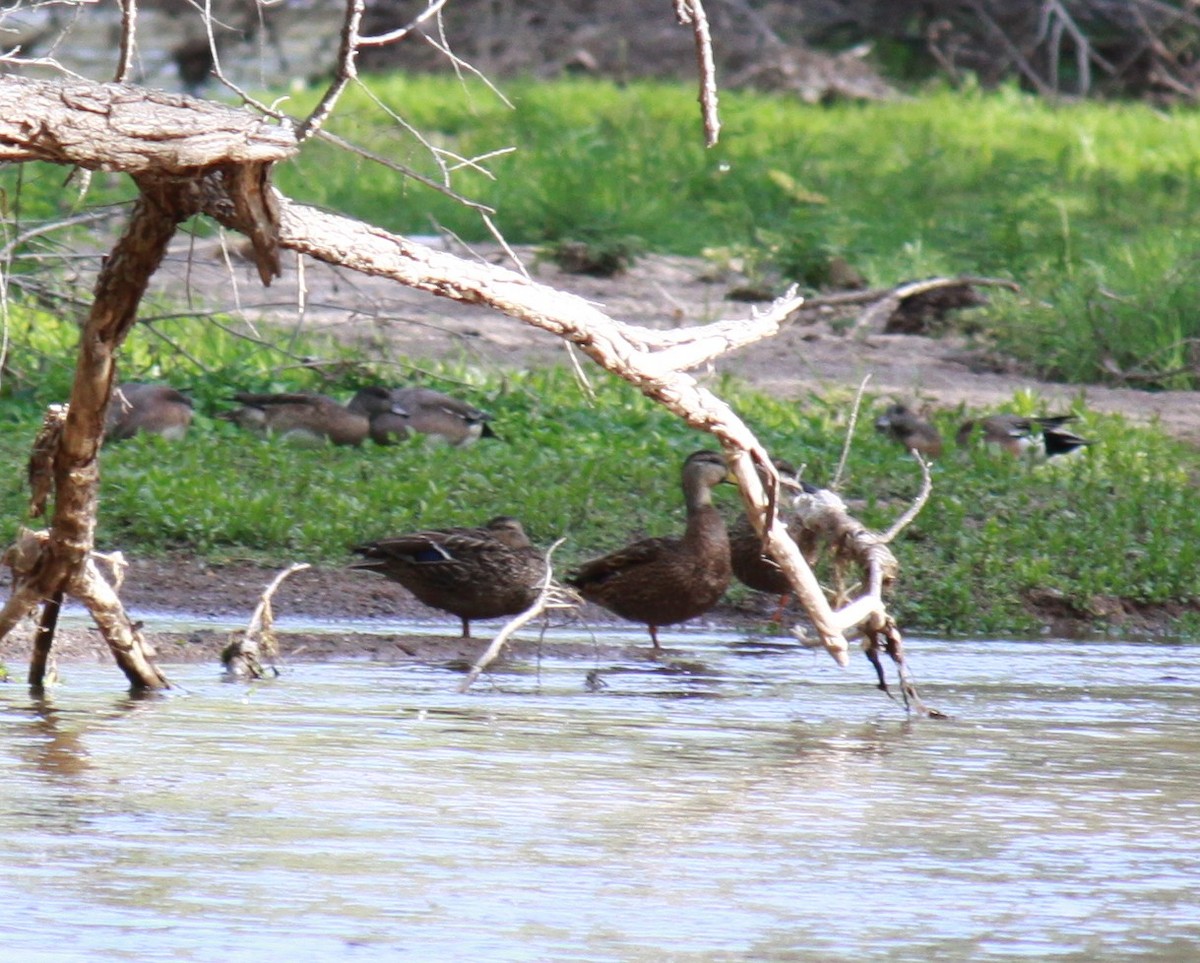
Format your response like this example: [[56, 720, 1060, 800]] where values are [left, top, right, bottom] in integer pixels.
[[0, 77, 295, 688]]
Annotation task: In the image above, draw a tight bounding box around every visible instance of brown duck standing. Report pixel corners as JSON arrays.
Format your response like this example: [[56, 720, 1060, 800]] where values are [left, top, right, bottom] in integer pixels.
[[874, 403, 943, 458], [348, 386, 496, 447], [351, 516, 548, 638], [729, 467, 822, 620], [104, 382, 194, 442], [565, 450, 734, 649]]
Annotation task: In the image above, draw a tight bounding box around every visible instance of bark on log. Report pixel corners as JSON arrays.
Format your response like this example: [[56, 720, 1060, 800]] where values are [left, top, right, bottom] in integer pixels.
[[0, 76, 296, 172]]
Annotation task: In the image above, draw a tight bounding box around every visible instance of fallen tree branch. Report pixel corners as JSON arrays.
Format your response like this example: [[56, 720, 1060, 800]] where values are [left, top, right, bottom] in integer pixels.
[[223, 563, 311, 679], [847, 275, 1020, 336], [802, 275, 1020, 312], [265, 198, 883, 665], [779, 454, 942, 715]]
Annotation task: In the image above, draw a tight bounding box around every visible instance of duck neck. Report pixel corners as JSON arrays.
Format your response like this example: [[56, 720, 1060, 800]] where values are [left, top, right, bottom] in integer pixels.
[[684, 480, 715, 515]]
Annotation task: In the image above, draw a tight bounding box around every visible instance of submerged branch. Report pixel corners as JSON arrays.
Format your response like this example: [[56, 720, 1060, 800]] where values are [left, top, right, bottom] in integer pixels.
[[223, 563, 312, 679]]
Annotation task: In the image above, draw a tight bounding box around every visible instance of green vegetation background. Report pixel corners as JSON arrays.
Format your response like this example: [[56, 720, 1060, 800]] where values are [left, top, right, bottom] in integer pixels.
[[3, 75, 1200, 636]]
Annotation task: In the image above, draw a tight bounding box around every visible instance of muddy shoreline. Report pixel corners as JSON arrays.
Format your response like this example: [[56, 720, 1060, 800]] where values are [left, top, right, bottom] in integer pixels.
[[0, 553, 789, 671], [0, 551, 1182, 677]]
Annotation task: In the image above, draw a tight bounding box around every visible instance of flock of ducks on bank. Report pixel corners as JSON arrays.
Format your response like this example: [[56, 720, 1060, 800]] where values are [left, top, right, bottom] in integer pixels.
[[873, 403, 1093, 460], [102, 383, 1093, 645], [104, 382, 495, 448]]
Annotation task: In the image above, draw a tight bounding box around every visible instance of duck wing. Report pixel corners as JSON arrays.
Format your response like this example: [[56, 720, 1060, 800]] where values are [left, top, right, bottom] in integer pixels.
[[566, 536, 678, 587]]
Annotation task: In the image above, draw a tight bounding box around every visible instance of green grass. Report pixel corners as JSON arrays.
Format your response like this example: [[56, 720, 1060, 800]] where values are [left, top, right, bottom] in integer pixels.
[[5, 78, 1200, 634], [8, 78, 1200, 384], [0, 308, 1198, 636]]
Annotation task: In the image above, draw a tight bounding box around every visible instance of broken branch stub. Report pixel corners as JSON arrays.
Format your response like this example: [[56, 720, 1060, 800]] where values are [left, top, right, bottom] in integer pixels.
[[223, 564, 311, 679]]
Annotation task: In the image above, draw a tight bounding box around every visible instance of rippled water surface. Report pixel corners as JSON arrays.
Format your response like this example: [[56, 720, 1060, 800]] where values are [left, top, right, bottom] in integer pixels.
[[1, 631, 1198, 961]]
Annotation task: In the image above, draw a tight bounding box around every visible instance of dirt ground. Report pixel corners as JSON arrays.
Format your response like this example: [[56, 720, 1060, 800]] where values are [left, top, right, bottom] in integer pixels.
[[5, 236, 1198, 671], [144, 234, 1200, 439]]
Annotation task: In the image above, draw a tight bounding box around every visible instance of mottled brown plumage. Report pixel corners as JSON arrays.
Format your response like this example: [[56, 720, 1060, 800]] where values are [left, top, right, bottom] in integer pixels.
[[565, 450, 733, 648], [348, 386, 496, 447], [104, 383, 193, 443], [220, 392, 377, 447], [729, 465, 822, 618], [729, 513, 820, 597], [874, 403, 943, 458], [351, 516, 547, 637]]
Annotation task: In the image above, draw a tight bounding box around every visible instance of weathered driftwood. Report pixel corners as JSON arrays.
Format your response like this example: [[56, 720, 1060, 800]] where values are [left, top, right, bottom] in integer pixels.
[[222, 563, 311, 679], [785, 456, 941, 715], [0, 76, 296, 689], [0, 66, 926, 704]]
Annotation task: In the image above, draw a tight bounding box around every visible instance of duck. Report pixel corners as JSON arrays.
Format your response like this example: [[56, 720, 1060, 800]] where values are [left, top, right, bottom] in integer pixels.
[[351, 516, 548, 638], [347, 386, 496, 447], [218, 391, 396, 447], [729, 466, 822, 618], [956, 413, 1092, 459], [565, 450, 734, 649], [104, 382, 194, 442], [874, 403, 943, 458]]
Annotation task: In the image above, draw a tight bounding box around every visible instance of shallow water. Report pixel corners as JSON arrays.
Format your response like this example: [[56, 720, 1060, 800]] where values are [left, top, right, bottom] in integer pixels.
[[1, 631, 1197, 962]]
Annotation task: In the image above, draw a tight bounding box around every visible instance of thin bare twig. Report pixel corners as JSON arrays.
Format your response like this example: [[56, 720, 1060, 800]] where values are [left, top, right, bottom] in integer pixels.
[[0, 210, 119, 261], [114, 0, 138, 83], [139, 321, 213, 374], [968, 0, 1057, 96], [297, 0, 365, 144], [414, 20, 515, 109], [359, 0, 449, 47], [350, 79, 514, 183], [832, 374, 870, 491], [880, 452, 933, 548], [675, 0, 721, 146], [459, 539, 572, 692], [316, 128, 497, 214]]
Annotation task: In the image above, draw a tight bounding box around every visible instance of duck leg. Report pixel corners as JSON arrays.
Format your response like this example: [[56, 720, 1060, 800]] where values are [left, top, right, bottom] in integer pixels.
[[770, 593, 791, 624]]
